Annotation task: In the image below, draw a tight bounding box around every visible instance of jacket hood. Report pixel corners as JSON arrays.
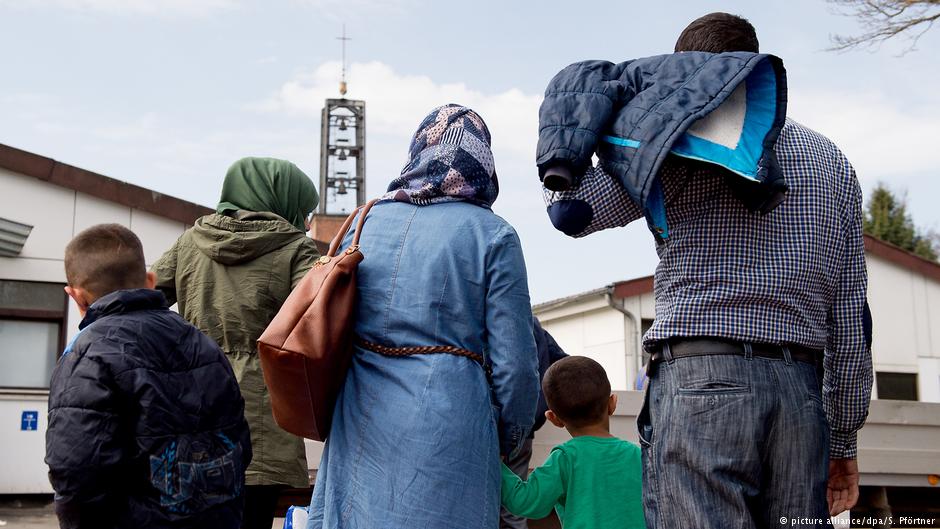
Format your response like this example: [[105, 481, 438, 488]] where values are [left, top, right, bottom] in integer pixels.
[[191, 213, 305, 265]]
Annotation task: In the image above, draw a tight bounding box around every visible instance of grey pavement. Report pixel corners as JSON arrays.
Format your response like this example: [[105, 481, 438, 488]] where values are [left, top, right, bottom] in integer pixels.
[[0, 497, 285, 529], [0, 497, 56, 529]]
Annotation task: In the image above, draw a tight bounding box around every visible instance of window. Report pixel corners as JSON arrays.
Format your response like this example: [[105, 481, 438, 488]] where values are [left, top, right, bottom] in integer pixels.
[[0, 280, 68, 389], [875, 372, 918, 401]]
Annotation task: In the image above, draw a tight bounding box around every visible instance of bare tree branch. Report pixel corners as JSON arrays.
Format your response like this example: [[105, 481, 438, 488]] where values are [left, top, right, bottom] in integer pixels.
[[828, 0, 940, 53]]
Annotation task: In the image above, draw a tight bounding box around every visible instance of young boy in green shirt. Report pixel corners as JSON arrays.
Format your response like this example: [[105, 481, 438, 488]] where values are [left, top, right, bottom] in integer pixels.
[[500, 356, 646, 529]]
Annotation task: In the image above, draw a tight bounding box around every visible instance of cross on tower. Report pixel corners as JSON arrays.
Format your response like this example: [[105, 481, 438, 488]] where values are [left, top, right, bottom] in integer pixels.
[[337, 24, 351, 96]]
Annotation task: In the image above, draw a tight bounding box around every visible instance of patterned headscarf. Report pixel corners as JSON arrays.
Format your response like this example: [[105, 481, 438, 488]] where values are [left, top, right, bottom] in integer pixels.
[[381, 104, 499, 208]]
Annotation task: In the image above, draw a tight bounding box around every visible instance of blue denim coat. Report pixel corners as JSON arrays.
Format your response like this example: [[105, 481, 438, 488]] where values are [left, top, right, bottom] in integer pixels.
[[308, 201, 539, 529]]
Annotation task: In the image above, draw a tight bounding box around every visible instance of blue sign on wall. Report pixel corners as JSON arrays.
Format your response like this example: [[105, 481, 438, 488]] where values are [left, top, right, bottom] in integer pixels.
[[21, 411, 39, 431]]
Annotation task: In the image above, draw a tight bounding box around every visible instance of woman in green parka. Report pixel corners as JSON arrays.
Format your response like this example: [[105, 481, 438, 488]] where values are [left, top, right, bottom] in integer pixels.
[[152, 157, 320, 529]]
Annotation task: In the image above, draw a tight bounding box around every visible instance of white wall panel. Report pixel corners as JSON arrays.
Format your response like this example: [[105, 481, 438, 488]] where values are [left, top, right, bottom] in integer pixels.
[[867, 255, 920, 370], [73, 192, 131, 234], [130, 209, 187, 266], [918, 358, 940, 403], [925, 282, 940, 359], [0, 256, 66, 283], [0, 168, 75, 260], [0, 168, 204, 496], [539, 304, 630, 391], [66, 299, 83, 343], [0, 395, 52, 493], [910, 275, 932, 358]]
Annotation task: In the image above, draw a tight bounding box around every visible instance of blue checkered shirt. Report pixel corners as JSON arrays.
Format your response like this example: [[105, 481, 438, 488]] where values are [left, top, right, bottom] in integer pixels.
[[544, 120, 872, 458]]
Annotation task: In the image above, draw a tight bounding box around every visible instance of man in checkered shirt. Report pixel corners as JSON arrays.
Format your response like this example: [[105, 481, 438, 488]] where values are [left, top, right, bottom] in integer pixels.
[[542, 13, 871, 529]]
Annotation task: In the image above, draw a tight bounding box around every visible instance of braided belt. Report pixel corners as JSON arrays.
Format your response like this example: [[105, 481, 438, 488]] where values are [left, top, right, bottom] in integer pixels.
[[355, 337, 486, 368]]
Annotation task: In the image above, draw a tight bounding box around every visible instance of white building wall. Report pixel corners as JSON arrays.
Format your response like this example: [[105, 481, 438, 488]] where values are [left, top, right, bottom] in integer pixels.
[[866, 253, 940, 401], [541, 307, 629, 390], [620, 291, 656, 321], [132, 209, 191, 267], [536, 293, 656, 392], [867, 255, 933, 370], [926, 281, 940, 360], [74, 193, 132, 235], [919, 358, 940, 403], [1, 168, 75, 264], [536, 249, 940, 403], [1, 169, 189, 341], [0, 394, 49, 493], [0, 167, 193, 493]]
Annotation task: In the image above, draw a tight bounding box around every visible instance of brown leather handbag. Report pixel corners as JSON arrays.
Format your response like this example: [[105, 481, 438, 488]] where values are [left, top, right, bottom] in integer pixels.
[[257, 199, 377, 441]]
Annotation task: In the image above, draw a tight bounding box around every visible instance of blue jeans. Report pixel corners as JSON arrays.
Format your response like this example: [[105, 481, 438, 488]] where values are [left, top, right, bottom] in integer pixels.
[[638, 350, 829, 529]]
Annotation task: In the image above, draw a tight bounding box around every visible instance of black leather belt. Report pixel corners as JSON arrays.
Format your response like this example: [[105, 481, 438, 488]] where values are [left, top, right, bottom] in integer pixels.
[[650, 338, 822, 365]]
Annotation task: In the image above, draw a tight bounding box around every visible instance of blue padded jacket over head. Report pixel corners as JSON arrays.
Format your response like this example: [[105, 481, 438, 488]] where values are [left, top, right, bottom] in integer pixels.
[[537, 51, 787, 239]]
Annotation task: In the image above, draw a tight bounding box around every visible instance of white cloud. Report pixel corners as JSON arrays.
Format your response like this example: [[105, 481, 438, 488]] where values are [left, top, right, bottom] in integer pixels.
[[17, 62, 939, 303], [789, 88, 940, 181], [257, 61, 549, 247], [259, 61, 543, 160], [263, 60, 940, 194], [255, 60, 657, 303], [0, 91, 319, 208], [0, 0, 237, 16]]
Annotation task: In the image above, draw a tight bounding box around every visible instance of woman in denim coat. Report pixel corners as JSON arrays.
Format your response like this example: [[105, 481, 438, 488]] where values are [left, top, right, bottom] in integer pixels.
[[307, 105, 540, 529]]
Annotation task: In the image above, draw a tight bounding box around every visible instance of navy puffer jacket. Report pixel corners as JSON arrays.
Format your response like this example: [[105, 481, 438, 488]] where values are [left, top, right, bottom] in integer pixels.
[[538, 51, 787, 239], [531, 317, 567, 435], [45, 289, 251, 529]]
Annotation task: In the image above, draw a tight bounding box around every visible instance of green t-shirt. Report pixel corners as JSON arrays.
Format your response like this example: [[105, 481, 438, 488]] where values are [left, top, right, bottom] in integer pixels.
[[501, 436, 646, 529]]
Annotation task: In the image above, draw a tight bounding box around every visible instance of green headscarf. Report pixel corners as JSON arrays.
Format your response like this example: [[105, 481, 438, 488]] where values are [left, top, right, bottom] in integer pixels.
[[216, 157, 319, 231]]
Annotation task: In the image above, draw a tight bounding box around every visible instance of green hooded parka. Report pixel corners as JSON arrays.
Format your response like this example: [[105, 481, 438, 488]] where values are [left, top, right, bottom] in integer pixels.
[[152, 158, 320, 488]]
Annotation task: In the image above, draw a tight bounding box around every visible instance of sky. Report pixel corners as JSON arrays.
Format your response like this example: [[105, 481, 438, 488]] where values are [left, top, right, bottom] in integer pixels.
[[1, 0, 939, 303]]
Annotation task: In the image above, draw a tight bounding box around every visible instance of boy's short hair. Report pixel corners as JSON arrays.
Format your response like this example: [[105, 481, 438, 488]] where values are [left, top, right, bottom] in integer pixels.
[[542, 356, 611, 428], [675, 12, 759, 53], [64, 224, 146, 299]]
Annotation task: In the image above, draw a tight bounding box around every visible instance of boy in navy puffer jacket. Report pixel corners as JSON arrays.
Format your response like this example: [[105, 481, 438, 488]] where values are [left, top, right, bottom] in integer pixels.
[[45, 223, 252, 529]]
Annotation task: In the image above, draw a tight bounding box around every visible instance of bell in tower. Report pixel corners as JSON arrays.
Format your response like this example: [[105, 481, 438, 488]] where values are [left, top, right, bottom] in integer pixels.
[[310, 25, 366, 244]]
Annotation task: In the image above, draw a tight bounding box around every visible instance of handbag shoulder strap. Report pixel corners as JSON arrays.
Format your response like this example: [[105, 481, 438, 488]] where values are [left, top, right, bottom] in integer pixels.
[[326, 199, 379, 257]]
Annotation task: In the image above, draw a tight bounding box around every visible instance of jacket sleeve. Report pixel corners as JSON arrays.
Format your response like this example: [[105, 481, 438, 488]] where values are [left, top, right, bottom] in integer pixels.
[[532, 318, 568, 433], [151, 238, 180, 306], [537, 60, 635, 178], [485, 224, 539, 456], [823, 158, 872, 459], [45, 344, 125, 529], [543, 165, 643, 237], [290, 238, 321, 289], [500, 448, 568, 519]]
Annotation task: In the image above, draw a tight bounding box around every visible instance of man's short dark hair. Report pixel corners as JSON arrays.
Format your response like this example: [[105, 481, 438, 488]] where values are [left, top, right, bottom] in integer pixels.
[[542, 356, 611, 427], [64, 224, 146, 299], [675, 12, 759, 53]]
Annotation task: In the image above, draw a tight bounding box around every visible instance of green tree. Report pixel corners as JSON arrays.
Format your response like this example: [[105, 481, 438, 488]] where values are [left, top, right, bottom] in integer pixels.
[[864, 183, 938, 261]]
